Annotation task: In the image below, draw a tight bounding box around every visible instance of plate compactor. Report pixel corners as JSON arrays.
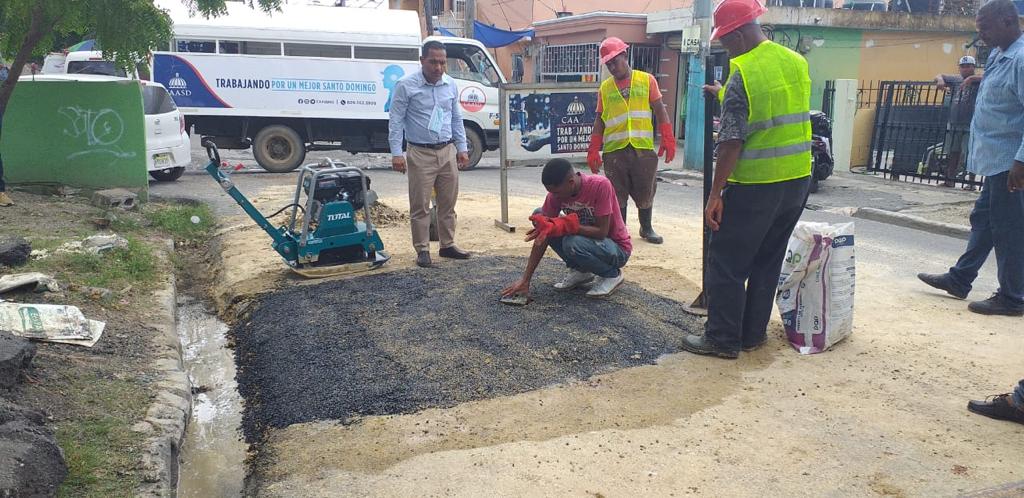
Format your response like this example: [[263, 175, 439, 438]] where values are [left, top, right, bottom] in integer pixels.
[[202, 140, 390, 278]]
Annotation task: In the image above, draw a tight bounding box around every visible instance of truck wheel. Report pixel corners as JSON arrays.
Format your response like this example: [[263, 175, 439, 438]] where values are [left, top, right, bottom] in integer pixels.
[[464, 127, 484, 170], [253, 125, 306, 173], [150, 167, 185, 182]]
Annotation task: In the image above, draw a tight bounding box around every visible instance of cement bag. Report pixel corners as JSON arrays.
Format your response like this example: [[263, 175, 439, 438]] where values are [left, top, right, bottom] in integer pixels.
[[0, 301, 105, 346], [776, 221, 855, 354]]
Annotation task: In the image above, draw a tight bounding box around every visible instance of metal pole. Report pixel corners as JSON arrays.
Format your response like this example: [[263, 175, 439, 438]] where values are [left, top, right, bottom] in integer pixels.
[[495, 85, 515, 232], [685, 0, 714, 314], [464, 0, 475, 39], [424, 0, 434, 37]]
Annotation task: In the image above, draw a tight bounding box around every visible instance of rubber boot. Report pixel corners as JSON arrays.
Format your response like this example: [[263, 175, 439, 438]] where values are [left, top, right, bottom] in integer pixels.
[[638, 208, 663, 244], [620, 205, 628, 225]]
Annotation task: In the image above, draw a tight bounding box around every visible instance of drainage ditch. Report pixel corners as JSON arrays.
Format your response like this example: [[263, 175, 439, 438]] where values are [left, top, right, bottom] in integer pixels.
[[175, 294, 246, 497]]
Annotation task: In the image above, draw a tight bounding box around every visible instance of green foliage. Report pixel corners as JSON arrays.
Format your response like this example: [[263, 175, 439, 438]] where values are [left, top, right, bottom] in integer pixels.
[[145, 202, 216, 241], [54, 373, 150, 497], [0, 0, 281, 108], [25, 237, 158, 289]]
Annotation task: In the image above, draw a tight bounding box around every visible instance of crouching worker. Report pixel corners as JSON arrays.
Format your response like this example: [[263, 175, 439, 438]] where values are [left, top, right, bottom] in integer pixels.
[[501, 158, 632, 300]]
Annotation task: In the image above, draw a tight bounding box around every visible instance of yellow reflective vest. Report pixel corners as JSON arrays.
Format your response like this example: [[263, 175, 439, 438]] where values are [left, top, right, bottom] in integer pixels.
[[719, 41, 812, 184], [600, 70, 655, 152]]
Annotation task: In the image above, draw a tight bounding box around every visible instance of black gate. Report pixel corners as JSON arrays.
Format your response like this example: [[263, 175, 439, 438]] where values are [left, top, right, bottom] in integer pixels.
[[868, 80, 982, 188]]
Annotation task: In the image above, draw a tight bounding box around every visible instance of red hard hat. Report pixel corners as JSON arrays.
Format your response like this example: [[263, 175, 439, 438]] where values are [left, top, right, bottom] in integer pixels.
[[599, 37, 630, 65], [710, 0, 767, 41]]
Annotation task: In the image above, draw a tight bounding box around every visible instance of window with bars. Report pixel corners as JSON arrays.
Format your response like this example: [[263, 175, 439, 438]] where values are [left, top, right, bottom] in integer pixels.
[[426, 0, 445, 15], [629, 45, 660, 75], [540, 43, 599, 81]]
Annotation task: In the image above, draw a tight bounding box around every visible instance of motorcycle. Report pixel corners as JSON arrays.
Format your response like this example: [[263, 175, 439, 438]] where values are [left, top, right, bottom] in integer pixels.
[[711, 111, 833, 193], [809, 110, 834, 194]]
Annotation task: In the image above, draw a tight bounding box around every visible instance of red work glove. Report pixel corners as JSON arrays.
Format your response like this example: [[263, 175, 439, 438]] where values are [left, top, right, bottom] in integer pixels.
[[528, 212, 552, 231], [587, 133, 603, 173], [547, 213, 581, 237], [657, 122, 676, 164]]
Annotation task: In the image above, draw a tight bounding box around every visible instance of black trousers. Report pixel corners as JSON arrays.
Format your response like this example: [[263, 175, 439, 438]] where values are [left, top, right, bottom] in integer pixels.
[[705, 176, 810, 351]]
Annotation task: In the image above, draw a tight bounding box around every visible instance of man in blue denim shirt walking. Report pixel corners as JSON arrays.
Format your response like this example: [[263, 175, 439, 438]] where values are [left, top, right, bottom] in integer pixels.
[[917, 0, 1024, 427], [918, 0, 1024, 318]]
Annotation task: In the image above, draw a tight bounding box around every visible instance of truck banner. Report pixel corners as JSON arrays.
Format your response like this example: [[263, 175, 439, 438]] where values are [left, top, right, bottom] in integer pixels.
[[153, 53, 419, 120]]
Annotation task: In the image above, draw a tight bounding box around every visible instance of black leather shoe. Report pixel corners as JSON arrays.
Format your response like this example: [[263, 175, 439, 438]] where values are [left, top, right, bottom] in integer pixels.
[[680, 334, 739, 359], [967, 394, 1024, 425], [968, 294, 1024, 317], [439, 246, 471, 259], [416, 251, 432, 268], [917, 272, 968, 299]]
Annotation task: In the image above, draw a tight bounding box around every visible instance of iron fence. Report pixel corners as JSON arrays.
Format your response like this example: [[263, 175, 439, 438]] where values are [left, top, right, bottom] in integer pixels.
[[866, 80, 982, 188], [822, 80, 836, 119]]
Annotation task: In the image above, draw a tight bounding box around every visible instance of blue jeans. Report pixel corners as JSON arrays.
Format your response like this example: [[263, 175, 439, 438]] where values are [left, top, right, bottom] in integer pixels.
[[947, 171, 1024, 304], [548, 235, 628, 278]]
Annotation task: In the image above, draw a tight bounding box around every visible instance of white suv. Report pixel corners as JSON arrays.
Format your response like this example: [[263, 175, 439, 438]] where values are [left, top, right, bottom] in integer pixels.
[[25, 74, 191, 181]]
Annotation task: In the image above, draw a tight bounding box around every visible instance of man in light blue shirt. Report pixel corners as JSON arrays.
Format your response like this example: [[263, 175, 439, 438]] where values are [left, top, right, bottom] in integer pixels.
[[918, 0, 1024, 318], [389, 40, 471, 268]]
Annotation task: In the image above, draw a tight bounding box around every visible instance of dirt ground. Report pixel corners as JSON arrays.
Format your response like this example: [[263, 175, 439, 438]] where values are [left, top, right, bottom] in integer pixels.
[[0, 191, 174, 495], [209, 188, 1023, 497], [900, 201, 975, 228]]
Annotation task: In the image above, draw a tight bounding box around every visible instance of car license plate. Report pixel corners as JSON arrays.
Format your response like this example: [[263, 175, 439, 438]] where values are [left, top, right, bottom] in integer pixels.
[[153, 153, 172, 168]]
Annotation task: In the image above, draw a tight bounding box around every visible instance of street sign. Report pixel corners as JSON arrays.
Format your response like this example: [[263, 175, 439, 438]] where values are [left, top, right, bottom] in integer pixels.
[[680, 26, 702, 53]]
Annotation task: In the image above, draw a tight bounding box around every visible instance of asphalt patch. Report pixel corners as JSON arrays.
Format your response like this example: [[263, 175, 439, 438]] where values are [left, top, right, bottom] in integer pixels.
[[233, 256, 700, 443]]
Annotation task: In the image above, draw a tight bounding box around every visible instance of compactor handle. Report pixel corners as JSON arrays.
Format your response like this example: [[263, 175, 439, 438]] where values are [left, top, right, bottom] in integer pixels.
[[202, 139, 221, 165]]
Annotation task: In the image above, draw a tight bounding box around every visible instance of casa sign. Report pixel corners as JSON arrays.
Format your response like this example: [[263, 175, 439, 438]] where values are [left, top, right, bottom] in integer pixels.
[[680, 26, 702, 53]]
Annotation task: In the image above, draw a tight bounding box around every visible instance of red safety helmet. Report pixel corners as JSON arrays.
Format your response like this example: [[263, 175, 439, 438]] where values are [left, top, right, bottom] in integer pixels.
[[710, 0, 767, 41], [599, 37, 630, 65]]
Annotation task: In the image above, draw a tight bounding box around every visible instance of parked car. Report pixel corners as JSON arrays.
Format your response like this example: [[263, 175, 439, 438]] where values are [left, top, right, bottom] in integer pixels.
[[28, 74, 191, 181], [42, 51, 136, 78]]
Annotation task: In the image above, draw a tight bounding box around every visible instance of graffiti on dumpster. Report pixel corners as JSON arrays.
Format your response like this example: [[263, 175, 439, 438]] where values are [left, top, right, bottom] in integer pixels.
[[59, 106, 137, 160]]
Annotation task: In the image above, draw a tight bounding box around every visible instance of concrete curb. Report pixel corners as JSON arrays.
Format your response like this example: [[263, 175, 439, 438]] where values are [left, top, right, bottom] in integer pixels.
[[853, 207, 971, 240], [135, 240, 191, 498], [657, 169, 705, 183]]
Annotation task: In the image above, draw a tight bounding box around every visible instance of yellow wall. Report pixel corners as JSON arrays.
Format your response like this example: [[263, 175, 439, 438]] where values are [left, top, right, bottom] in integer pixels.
[[858, 31, 976, 83]]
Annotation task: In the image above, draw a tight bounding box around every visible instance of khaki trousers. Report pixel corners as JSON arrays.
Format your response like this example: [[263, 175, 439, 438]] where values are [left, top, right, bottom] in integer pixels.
[[407, 144, 459, 252]]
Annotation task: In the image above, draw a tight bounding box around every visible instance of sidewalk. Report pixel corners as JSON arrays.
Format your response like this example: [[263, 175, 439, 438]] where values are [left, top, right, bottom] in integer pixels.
[[659, 167, 978, 239]]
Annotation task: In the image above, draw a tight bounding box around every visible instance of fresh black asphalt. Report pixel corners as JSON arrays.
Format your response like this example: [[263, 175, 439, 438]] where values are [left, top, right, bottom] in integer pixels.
[[232, 256, 702, 443]]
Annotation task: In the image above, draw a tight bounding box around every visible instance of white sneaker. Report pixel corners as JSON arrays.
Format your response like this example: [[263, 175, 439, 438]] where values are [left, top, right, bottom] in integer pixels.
[[586, 272, 624, 298], [553, 269, 594, 291]]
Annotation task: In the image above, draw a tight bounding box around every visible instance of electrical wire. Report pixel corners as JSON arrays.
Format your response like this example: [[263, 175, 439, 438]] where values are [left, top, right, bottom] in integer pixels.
[[492, 0, 515, 29], [266, 203, 305, 220], [535, 0, 559, 14]]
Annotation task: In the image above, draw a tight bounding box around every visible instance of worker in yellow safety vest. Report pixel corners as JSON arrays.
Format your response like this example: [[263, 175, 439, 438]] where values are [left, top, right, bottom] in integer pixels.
[[588, 37, 676, 245], [681, 0, 813, 359]]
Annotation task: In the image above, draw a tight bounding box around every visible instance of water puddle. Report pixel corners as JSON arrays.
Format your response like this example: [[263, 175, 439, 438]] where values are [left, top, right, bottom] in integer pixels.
[[176, 294, 246, 497]]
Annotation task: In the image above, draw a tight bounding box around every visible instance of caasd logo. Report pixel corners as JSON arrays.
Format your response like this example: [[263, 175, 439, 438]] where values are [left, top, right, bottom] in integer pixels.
[[168, 72, 192, 97], [566, 96, 585, 116], [459, 86, 486, 112]]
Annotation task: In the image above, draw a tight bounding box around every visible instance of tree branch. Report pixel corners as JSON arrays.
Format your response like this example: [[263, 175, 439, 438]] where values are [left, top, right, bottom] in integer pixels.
[[0, 4, 53, 115]]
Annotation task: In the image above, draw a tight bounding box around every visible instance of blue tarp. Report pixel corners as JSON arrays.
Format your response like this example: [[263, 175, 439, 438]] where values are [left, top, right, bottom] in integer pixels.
[[472, 21, 533, 48], [437, 26, 459, 37], [435, 22, 534, 48]]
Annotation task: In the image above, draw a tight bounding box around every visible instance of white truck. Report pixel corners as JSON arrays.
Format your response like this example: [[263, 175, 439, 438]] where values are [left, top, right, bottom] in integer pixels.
[[42, 51, 135, 77], [151, 2, 506, 172]]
